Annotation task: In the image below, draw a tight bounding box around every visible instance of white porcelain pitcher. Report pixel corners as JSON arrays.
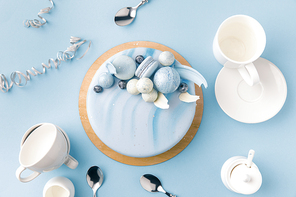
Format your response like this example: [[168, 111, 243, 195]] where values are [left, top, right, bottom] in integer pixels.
[[16, 123, 78, 183], [43, 176, 75, 197]]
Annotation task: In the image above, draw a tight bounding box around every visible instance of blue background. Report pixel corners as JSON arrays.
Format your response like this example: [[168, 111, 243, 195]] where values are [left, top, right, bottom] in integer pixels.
[[0, 0, 295, 196]]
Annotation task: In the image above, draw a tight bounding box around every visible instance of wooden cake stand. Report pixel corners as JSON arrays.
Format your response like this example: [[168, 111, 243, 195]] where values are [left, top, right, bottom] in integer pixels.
[[79, 41, 204, 166]]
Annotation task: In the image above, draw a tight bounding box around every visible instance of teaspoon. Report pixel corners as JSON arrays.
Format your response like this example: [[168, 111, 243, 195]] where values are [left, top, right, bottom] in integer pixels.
[[114, 0, 149, 26], [140, 174, 176, 197], [86, 166, 104, 197]]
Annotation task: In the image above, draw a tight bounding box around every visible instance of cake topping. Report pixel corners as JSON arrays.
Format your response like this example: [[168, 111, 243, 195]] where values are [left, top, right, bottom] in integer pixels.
[[97, 72, 114, 89], [178, 82, 189, 93], [154, 92, 169, 109], [93, 50, 207, 109], [118, 80, 127, 89], [179, 92, 200, 103], [135, 55, 145, 64], [174, 64, 208, 88], [93, 85, 103, 93], [112, 55, 136, 80], [158, 51, 175, 66], [127, 79, 140, 95], [136, 78, 153, 94], [105, 62, 117, 74], [135, 56, 159, 78], [153, 67, 180, 94], [142, 88, 158, 102]]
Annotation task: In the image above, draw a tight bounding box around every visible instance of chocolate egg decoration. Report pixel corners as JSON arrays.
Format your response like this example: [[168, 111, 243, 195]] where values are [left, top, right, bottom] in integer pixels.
[[112, 55, 136, 80], [153, 67, 180, 94], [98, 72, 114, 89]]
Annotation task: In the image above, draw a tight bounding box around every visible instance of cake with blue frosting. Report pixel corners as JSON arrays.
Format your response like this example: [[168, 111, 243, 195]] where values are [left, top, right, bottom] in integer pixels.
[[86, 47, 207, 158]]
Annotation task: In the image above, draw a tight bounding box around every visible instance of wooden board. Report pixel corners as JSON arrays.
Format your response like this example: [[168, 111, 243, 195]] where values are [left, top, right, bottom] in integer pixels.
[[79, 41, 204, 166]]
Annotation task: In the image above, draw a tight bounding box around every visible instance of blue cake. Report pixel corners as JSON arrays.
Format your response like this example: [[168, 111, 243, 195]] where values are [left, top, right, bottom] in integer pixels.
[[86, 47, 200, 158]]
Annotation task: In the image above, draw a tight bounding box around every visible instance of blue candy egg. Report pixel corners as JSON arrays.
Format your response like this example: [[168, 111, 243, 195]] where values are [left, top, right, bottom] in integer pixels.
[[153, 67, 180, 94], [98, 72, 114, 89]]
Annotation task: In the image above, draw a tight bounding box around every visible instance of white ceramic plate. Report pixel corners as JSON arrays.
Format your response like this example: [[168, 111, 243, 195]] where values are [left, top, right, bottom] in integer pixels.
[[215, 57, 287, 123]]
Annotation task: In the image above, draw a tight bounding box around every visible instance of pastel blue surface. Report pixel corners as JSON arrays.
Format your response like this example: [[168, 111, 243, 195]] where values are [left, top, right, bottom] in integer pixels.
[[0, 1, 295, 197]]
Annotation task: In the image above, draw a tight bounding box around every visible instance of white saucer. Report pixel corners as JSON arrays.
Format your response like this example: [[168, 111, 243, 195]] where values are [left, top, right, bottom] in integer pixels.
[[215, 57, 287, 123]]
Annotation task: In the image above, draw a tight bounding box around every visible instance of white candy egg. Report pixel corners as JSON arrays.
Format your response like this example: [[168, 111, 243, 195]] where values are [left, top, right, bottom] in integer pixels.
[[158, 51, 175, 66], [142, 88, 158, 102], [127, 79, 140, 95], [136, 78, 153, 94]]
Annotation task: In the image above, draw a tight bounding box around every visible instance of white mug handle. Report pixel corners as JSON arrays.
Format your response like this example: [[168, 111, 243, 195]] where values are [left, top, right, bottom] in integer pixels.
[[16, 166, 40, 182], [238, 63, 260, 86], [64, 155, 78, 169]]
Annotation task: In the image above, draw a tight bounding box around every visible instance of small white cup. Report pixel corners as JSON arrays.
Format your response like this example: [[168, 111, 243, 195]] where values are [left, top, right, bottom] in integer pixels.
[[16, 123, 78, 182], [43, 177, 75, 197], [213, 15, 266, 86]]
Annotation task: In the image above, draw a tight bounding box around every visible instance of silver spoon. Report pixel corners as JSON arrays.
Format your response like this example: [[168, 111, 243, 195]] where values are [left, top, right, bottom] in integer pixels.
[[140, 174, 176, 197], [114, 0, 149, 26], [86, 166, 104, 197]]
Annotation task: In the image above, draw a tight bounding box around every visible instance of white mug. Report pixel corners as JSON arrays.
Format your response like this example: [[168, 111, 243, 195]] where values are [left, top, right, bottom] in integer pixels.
[[213, 15, 266, 86], [43, 176, 75, 197], [16, 123, 78, 183]]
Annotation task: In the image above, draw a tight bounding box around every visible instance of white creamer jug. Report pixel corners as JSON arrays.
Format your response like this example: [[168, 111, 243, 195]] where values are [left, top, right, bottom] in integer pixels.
[[43, 176, 75, 197]]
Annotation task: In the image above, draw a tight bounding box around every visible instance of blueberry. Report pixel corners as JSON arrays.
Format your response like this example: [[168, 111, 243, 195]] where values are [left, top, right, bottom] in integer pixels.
[[178, 82, 188, 93], [118, 80, 127, 89], [135, 55, 145, 64], [94, 85, 103, 93]]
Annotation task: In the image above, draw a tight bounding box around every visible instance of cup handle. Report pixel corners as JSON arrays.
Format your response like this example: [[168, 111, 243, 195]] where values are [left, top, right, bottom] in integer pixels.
[[16, 166, 40, 182], [238, 63, 260, 86], [64, 155, 78, 169]]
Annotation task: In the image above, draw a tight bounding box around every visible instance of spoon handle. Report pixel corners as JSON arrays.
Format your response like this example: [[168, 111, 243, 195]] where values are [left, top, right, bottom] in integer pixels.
[[93, 191, 97, 197], [135, 0, 148, 9], [165, 192, 176, 197]]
